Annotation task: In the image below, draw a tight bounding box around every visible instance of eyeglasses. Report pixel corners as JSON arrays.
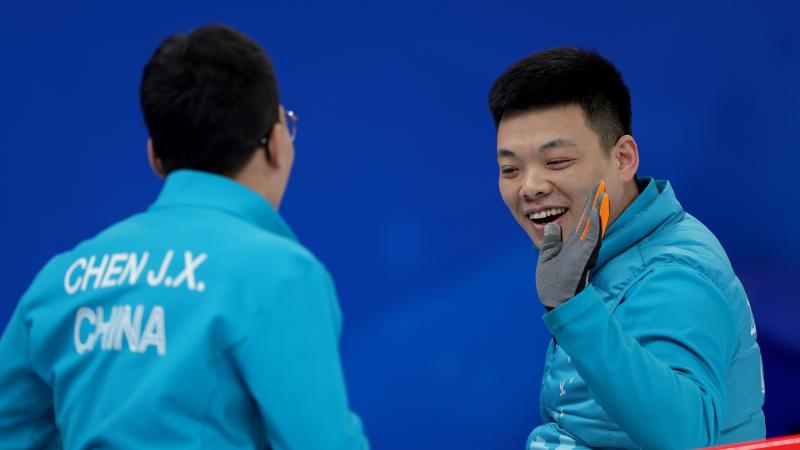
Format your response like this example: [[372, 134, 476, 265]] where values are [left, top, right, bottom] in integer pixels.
[[258, 108, 299, 149], [285, 110, 298, 141]]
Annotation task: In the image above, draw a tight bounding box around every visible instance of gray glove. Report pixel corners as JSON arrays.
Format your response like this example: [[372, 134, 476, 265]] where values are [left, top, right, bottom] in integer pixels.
[[536, 181, 608, 310]]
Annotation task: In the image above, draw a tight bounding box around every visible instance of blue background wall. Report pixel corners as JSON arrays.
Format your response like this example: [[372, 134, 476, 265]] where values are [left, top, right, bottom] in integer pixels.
[[1, 1, 798, 448]]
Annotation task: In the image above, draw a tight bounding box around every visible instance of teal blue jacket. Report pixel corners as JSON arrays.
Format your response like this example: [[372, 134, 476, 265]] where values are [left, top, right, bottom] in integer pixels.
[[0, 170, 368, 450], [528, 178, 765, 450]]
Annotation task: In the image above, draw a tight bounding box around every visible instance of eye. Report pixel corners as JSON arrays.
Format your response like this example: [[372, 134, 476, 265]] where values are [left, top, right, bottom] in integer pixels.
[[500, 166, 519, 178], [547, 159, 573, 169]]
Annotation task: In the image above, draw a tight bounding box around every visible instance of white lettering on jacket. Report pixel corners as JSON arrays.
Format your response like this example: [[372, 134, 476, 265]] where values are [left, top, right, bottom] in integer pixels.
[[74, 305, 166, 356], [63, 251, 207, 295]]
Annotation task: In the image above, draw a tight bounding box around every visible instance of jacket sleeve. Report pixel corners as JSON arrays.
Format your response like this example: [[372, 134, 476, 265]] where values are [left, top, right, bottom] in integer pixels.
[[543, 264, 736, 450], [229, 261, 368, 450], [0, 302, 60, 449]]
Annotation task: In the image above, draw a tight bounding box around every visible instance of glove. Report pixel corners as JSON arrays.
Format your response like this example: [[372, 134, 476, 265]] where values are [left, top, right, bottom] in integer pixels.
[[536, 180, 610, 309]]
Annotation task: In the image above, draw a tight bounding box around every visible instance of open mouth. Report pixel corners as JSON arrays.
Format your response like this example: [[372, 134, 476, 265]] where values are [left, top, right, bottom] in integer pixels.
[[528, 207, 568, 226]]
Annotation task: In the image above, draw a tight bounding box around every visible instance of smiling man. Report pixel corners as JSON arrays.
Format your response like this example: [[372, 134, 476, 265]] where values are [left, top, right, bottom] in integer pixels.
[[489, 48, 765, 449]]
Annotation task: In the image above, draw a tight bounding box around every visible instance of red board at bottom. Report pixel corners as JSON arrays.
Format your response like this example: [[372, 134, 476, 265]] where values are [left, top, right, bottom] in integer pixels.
[[704, 435, 800, 449]]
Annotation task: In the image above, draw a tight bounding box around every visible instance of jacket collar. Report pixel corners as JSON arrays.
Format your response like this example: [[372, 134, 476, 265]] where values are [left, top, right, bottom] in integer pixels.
[[148, 169, 297, 242], [595, 177, 684, 270]]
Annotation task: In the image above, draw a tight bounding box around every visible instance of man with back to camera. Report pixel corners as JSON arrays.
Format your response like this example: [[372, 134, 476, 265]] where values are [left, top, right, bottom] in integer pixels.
[[489, 47, 765, 449], [0, 25, 368, 449]]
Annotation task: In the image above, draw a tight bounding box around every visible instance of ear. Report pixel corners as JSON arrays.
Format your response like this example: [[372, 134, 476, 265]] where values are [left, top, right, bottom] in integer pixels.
[[613, 135, 639, 183], [147, 138, 166, 179], [264, 121, 287, 169]]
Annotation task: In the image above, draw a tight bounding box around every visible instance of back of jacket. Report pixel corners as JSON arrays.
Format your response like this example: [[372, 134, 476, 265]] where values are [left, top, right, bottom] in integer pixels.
[[0, 170, 368, 450]]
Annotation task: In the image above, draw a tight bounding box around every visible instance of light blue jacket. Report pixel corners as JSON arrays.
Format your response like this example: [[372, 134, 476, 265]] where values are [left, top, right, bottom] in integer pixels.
[[0, 170, 368, 450], [528, 178, 765, 450]]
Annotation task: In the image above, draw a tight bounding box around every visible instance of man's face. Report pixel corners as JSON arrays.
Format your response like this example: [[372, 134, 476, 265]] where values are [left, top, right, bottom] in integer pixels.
[[497, 104, 627, 248]]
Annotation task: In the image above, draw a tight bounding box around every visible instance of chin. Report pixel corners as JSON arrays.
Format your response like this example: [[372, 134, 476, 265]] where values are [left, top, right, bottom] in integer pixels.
[[526, 230, 542, 248]]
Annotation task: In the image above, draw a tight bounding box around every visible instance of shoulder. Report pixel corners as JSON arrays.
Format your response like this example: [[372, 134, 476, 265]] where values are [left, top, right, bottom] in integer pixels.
[[618, 263, 737, 341], [18, 251, 77, 313], [106, 207, 327, 281], [637, 212, 736, 292], [20, 210, 330, 308], [629, 212, 742, 317], [226, 225, 327, 282]]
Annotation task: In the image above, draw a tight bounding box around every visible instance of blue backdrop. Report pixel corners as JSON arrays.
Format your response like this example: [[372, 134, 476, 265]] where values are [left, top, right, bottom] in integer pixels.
[[1, 1, 798, 448]]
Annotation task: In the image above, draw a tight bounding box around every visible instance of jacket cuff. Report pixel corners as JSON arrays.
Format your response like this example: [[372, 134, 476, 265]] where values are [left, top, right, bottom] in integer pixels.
[[542, 285, 606, 335]]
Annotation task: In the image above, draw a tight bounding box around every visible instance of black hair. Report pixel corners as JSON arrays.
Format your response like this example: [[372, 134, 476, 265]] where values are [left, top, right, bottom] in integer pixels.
[[140, 25, 280, 176], [488, 47, 631, 151]]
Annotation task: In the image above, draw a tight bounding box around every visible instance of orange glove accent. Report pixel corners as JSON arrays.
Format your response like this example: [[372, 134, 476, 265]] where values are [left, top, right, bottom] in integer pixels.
[[579, 181, 608, 240]]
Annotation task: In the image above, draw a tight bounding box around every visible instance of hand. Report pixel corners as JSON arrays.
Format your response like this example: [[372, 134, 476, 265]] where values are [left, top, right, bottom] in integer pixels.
[[536, 181, 610, 309]]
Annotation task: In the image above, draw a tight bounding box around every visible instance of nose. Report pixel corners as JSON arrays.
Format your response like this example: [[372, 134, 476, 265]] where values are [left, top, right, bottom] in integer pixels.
[[519, 169, 552, 202]]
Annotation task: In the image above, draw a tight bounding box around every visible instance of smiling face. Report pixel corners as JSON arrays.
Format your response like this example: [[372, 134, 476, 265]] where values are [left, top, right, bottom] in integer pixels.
[[497, 104, 640, 247]]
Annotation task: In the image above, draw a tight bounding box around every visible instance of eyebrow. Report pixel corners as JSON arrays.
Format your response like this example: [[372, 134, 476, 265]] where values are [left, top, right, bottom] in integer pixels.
[[539, 138, 578, 151], [497, 138, 578, 158], [497, 148, 518, 158]]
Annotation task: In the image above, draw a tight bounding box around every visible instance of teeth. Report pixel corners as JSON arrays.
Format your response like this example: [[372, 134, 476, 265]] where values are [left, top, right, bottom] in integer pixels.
[[528, 208, 566, 220]]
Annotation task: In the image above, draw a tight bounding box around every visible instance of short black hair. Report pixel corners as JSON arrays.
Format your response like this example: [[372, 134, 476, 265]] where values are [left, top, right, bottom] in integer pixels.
[[488, 47, 631, 151], [140, 25, 280, 176]]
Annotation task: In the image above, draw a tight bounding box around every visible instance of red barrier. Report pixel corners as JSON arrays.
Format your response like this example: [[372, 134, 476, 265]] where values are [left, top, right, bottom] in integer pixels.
[[704, 435, 800, 449]]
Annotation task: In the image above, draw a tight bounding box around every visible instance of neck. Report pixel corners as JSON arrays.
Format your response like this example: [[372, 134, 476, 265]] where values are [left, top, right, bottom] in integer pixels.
[[622, 178, 641, 207], [227, 148, 285, 210], [609, 179, 640, 228], [234, 172, 281, 210]]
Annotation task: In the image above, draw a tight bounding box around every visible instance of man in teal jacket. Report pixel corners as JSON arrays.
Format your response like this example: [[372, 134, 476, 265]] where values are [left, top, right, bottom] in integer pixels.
[[0, 26, 367, 449], [489, 48, 765, 449]]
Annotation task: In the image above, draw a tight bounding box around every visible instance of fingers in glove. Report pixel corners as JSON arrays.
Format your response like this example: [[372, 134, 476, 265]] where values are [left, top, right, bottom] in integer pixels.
[[581, 207, 602, 245], [539, 222, 563, 262], [575, 180, 604, 234], [579, 192, 608, 241], [591, 181, 607, 209], [598, 192, 610, 238]]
